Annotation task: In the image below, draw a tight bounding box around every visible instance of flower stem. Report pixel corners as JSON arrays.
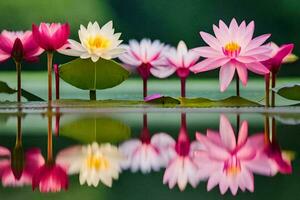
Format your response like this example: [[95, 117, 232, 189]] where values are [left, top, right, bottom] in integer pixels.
[[271, 72, 277, 107], [264, 115, 270, 144], [15, 62, 22, 102], [236, 73, 240, 97], [236, 114, 240, 132], [47, 52, 54, 102], [265, 74, 270, 108], [54, 64, 60, 100], [181, 112, 187, 129], [181, 78, 186, 98], [47, 113, 53, 162], [15, 114, 22, 147], [143, 79, 147, 99], [271, 117, 277, 142], [89, 90, 97, 100]]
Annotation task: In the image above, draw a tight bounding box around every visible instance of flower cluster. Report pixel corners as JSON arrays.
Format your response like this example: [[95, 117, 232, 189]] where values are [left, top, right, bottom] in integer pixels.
[[0, 18, 297, 106], [118, 18, 296, 102]]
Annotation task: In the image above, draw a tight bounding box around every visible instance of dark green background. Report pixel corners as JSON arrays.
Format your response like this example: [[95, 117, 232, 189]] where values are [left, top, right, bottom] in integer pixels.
[[0, 0, 299, 76]]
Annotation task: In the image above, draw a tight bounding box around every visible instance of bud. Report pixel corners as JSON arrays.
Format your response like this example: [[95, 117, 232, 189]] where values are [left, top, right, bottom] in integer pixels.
[[11, 144, 25, 180], [11, 38, 24, 63]]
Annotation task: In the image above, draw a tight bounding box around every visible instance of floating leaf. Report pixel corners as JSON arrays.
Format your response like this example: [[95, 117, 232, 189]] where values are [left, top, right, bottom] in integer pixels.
[[59, 58, 130, 90], [0, 81, 16, 94], [60, 116, 131, 144], [145, 95, 180, 105], [0, 80, 44, 101], [274, 84, 300, 101], [180, 96, 261, 107]]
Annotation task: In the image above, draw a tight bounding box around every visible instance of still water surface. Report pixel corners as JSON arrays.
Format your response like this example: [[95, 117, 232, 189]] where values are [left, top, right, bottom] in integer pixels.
[[0, 109, 299, 200]]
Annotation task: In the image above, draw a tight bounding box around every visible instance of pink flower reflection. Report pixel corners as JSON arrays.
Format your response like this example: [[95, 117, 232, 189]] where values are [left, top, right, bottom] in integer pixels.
[[264, 141, 292, 175], [163, 114, 202, 191], [120, 130, 175, 174], [32, 163, 68, 193], [0, 146, 44, 187], [250, 131, 293, 175], [195, 115, 273, 195]]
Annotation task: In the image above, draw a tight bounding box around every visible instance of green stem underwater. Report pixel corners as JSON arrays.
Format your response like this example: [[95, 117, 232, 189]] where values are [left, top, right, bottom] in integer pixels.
[[15, 62, 22, 102], [47, 52, 54, 102], [89, 90, 97, 100]]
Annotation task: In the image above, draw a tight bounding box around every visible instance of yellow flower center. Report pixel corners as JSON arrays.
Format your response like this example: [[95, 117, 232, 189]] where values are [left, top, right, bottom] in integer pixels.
[[224, 42, 241, 53], [226, 165, 241, 176], [85, 35, 111, 50], [85, 154, 110, 171], [224, 156, 241, 176]]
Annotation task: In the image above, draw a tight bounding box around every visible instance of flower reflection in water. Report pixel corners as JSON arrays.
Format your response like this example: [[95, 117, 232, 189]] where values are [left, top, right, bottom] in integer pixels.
[[120, 114, 174, 173], [32, 114, 68, 193], [0, 116, 44, 187], [0, 147, 44, 187], [195, 115, 274, 195], [163, 113, 202, 191], [57, 142, 123, 187], [262, 117, 293, 175]]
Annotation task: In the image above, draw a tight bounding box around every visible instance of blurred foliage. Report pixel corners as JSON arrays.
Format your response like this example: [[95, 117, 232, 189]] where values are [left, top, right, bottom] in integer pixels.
[[0, 0, 299, 76]]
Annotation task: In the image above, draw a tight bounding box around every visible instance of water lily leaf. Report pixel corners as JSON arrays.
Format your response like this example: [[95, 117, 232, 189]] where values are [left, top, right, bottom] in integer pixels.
[[145, 96, 180, 105], [0, 81, 16, 94], [59, 58, 130, 90], [60, 116, 131, 144], [0, 80, 44, 101], [274, 84, 300, 101], [180, 96, 261, 107]]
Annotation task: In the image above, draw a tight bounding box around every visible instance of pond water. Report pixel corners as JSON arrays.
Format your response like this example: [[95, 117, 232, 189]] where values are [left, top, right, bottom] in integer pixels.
[[0, 108, 299, 200]]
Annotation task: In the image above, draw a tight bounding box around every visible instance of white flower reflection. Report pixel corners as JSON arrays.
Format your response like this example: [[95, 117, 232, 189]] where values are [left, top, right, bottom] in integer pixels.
[[120, 133, 175, 174], [57, 142, 123, 187]]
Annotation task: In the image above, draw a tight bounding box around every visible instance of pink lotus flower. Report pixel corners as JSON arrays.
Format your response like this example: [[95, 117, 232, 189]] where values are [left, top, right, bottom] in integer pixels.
[[163, 114, 202, 191], [0, 30, 44, 102], [262, 42, 295, 74], [191, 18, 271, 92], [195, 115, 273, 195], [0, 146, 44, 187], [0, 30, 43, 62], [32, 22, 70, 101], [120, 114, 175, 173], [32, 163, 68, 193], [153, 41, 200, 97], [32, 23, 70, 51], [118, 39, 168, 98]]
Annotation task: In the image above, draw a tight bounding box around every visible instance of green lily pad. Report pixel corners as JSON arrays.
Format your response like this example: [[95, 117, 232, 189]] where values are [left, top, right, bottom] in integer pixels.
[[59, 58, 130, 90], [274, 84, 300, 101], [145, 96, 180, 105], [60, 116, 131, 144], [180, 96, 261, 107], [0, 80, 44, 101]]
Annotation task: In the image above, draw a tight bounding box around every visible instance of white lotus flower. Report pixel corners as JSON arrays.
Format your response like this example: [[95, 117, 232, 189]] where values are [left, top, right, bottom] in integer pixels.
[[56, 142, 123, 187], [59, 21, 126, 62]]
